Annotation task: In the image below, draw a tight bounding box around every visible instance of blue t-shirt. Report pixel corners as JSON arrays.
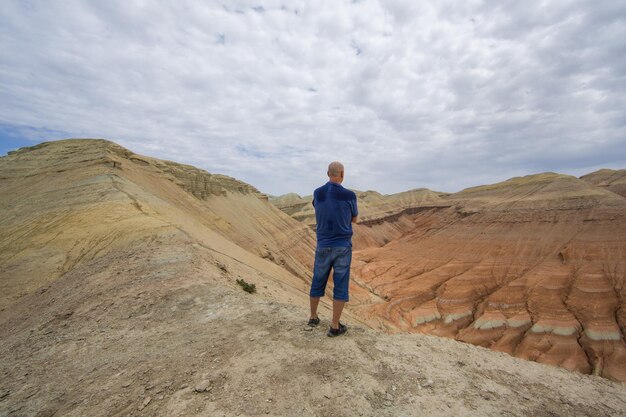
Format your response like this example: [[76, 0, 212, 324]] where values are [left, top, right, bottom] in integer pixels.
[[312, 182, 358, 248]]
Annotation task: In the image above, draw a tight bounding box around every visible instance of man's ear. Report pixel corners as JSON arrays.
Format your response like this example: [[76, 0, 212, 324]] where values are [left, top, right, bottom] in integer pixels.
[[341, 171, 344, 178]]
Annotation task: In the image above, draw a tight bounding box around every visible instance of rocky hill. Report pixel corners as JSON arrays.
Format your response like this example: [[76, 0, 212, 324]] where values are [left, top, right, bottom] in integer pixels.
[[0, 139, 315, 311], [1, 140, 625, 416], [580, 168, 626, 198]]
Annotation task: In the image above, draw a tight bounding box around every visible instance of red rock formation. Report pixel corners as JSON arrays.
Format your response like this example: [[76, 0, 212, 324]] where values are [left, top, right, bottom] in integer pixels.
[[346, 173, 626, 381]]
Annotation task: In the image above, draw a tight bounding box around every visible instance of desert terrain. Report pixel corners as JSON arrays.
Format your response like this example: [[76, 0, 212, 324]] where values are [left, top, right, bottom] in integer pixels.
[[1, 139, 625, 416], [276, 170, 626, 383]]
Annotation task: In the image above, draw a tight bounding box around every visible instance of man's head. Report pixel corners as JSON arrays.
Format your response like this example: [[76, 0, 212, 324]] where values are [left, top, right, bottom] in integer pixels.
[[327, 161, 345, 183]]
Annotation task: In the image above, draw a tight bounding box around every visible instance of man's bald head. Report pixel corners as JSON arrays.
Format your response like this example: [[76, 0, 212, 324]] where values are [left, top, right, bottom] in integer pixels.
[[327, 161, 345, 183]]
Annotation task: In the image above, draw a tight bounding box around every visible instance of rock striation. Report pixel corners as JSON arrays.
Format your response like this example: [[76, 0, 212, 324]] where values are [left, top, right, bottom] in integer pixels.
[[354, 173, 626, 382], [0, 139, 315, 310]]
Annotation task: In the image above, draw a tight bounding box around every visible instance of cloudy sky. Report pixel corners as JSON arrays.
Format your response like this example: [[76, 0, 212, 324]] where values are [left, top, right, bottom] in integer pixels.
[[1, 1, 625, 195]]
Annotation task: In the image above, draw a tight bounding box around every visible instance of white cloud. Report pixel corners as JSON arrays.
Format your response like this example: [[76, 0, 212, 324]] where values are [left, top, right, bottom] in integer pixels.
[[1, 0, 625, 195]]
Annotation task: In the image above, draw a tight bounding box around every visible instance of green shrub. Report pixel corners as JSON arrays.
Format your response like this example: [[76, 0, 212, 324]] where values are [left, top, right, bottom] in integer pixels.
[[236, 278, 256, 294]]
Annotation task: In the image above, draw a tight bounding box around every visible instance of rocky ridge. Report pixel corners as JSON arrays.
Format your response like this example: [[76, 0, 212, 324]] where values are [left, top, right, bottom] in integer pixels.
[[580, 168, 626, 198], [270, 187, 446, 226], [0, 139, 315, 311]]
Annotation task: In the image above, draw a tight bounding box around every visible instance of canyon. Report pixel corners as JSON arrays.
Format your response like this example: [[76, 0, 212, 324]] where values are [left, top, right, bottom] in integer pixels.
[[1, 139, 625, 416], [274, 169, 626, 382]]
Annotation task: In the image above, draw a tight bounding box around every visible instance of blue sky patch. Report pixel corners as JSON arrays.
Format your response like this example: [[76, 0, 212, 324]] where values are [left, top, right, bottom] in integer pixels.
[[0, 123, 71, 156]]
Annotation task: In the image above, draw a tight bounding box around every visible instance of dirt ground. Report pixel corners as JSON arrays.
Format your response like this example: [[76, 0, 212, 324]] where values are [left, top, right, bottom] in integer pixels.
[[1, 233, 625, 417]]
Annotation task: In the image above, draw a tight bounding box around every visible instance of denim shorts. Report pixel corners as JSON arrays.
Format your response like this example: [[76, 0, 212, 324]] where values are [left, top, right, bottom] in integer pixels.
[[309, 246, 352, 301]]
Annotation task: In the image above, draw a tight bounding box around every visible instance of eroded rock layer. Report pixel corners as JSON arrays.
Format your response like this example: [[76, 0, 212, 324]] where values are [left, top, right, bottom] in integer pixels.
[[348, 173, 626, 381], [0, 139, 316, 309]]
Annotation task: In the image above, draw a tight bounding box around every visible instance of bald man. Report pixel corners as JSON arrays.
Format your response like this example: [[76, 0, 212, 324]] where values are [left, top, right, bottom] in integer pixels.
[[308, 161, 358, 337]]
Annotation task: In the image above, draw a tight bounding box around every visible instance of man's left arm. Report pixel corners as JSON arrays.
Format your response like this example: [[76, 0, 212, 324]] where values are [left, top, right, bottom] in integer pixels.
[[351, 195, 358, 223]]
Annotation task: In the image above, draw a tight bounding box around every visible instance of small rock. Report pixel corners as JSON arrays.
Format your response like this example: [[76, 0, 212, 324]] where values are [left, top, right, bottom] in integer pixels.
[[122, 381, 132, 388], [303, 327, 313, 332], [194, 381, 212, 393], [423, 379, 434, 388], [55, 310, 73, 320], [384, 400, 393, 407], [22, 385, 38, 399], [391, 385, 397, 391], [138, 396, 151, 410], [385, 393, 394, 401]]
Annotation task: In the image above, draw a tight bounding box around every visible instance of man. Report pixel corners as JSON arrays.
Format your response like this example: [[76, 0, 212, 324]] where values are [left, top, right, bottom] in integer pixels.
[[308, 161, 358, 337]]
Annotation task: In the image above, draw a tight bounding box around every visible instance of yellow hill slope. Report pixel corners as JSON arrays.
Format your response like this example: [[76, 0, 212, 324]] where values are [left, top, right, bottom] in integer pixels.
[[0, 139, 316, 310]]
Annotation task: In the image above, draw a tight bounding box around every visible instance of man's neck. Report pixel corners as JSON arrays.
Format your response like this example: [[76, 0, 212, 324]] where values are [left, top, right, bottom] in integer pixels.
[[328, 179, 342, 185]]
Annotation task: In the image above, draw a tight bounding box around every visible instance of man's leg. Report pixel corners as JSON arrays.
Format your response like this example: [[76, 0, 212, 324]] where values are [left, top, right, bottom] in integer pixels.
[[309, 247, 332, 321], [331, 300, 345, 329], [310, 296, 321, 320], [330, 246, 352, 329]]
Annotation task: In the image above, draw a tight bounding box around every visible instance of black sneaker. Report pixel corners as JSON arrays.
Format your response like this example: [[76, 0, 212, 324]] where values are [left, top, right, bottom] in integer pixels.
[[308, 317, 320, 327], [327, 323, 347, 337]]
